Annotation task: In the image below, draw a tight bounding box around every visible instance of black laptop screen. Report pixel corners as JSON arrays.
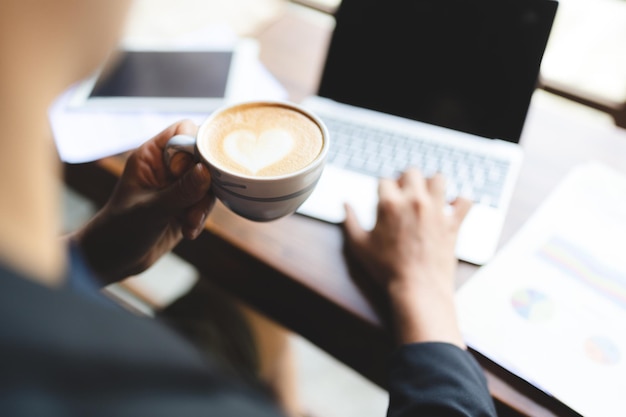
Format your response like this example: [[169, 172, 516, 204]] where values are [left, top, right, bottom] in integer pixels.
[[318, 0, 558, 143]]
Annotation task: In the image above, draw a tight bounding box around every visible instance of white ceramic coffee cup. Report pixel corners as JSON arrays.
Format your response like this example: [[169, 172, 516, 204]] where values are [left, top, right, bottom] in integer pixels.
[[164, 100, 329, 221]]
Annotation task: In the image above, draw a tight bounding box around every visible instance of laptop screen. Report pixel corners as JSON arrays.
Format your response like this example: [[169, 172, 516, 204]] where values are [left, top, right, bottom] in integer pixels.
[[318, 0, 558, 143]]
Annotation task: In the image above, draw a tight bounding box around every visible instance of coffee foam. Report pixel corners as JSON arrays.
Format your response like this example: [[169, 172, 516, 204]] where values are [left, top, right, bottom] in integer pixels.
[[202, 103, 324, 177]]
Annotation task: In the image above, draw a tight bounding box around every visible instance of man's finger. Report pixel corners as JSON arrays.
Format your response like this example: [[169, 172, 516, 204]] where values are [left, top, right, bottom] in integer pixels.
[[398, 168, 427, 198], [133, 119, 199, 185], [168, 152, 195, 178], [377, 177, 402, 220], [451, 197, 472, 227], [158, 163, 212, 212], [153, 119, 198, 149], [343, 203, 367, 248], [426, 173, 447, 203], [182, 193, 216, 239], [378, 177, 400, 202]]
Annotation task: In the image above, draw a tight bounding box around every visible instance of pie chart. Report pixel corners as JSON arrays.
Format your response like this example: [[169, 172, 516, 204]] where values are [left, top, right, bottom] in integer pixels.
[[511, 288, 554, 322], [585, 336, 620, 365]]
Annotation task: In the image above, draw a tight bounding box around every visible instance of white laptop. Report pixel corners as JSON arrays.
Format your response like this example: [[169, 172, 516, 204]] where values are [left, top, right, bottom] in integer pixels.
[[297, 0, 558, 265]]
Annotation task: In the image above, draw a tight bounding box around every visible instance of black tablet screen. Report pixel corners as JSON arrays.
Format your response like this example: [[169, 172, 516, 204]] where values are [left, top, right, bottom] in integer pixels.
[[90, 51, 232, 99]]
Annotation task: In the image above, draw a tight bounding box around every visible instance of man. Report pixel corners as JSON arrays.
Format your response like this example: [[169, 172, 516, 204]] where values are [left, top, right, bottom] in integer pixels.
[[0, 0, 496, 416]]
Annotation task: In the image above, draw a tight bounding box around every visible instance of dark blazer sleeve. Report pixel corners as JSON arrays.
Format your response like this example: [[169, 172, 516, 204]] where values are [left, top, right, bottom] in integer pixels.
[[387, 342, 497, 417]]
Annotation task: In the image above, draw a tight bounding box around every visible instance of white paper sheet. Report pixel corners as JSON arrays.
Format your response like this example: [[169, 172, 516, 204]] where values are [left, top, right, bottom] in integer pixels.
[[49, 25, 288, 163], [456, 162, 626, 417]]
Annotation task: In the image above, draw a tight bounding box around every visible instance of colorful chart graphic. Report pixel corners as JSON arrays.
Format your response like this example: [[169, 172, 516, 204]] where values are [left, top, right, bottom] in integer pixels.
[[537, 237, 626, 311], [511, 288, 554, 322], [585, 336, 621, 365]]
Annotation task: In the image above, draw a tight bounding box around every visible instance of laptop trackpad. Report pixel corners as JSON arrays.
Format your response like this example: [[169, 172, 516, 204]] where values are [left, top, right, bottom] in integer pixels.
[[297, 165, 378, 230]]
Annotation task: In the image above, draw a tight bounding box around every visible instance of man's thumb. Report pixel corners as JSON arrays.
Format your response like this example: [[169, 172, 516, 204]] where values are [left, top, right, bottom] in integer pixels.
[[343, 203, 367, 246]]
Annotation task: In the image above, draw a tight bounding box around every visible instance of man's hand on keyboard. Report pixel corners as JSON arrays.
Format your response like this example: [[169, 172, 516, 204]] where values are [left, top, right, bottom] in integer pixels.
[[343, 168, 472, 348]]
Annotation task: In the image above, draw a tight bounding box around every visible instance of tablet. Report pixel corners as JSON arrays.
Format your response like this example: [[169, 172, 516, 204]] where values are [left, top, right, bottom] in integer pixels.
[[68, 40, 257, 112]]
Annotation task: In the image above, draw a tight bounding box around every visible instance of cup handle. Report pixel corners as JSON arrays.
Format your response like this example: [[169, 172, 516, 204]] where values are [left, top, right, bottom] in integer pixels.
[[163, 134, 197, 168]]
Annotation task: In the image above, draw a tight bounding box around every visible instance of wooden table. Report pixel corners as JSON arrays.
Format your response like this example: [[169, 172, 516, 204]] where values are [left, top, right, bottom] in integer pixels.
[[64, 6, 626, 417]]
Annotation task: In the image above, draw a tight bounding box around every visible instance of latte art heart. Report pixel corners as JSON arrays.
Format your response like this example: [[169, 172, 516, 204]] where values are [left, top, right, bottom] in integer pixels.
[[203, 103, 324, 177], [223, 129, 294, 174]]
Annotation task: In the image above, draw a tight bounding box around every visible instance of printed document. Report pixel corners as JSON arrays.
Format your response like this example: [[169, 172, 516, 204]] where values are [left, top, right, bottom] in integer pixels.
[[456, 161, 626, 417]]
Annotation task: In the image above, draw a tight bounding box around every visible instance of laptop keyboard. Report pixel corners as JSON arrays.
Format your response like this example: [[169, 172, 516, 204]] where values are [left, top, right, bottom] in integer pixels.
[[321, 116, 510, 208]]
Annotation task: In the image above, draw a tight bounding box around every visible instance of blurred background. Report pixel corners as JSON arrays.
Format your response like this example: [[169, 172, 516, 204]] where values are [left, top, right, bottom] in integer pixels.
[[61, 1, 626, 416]]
